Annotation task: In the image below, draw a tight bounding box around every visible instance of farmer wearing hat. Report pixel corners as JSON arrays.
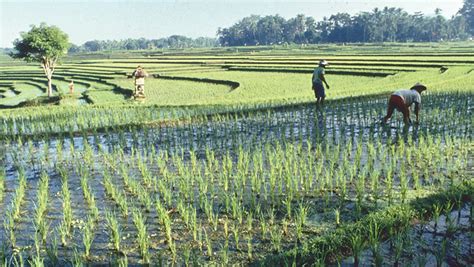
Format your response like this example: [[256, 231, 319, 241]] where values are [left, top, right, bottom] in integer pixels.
[[312, 60, 330, 105], [382, 83, 427, 125], [132, 65, 149, 98]]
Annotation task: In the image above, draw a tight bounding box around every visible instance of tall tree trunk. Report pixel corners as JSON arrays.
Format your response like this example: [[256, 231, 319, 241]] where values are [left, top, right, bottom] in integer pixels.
[[47, 76, 53, 97]]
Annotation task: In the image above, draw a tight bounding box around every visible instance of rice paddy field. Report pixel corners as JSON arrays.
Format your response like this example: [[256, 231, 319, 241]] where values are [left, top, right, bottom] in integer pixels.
[[0, 43, 473, 266]]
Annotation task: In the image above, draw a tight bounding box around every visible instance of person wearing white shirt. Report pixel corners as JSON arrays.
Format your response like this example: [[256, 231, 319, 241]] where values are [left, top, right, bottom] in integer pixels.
[[382, 83, 427, 125]]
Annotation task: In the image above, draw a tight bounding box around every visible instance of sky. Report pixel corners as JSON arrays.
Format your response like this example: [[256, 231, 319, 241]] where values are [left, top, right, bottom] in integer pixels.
[[0, 0, 465, 48]]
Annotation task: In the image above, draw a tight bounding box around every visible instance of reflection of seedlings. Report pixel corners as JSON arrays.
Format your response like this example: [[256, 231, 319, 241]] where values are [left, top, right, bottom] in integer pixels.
[[350, 231, 364, 266], [204, 228, 213, 258], [232, 224, 240, 250], [182, 245, 192, 266], [0, 168, 4, 202], [115, 255, 128, 267], [392, 234, 404, 267], [455, 193, 462, 222], [296, 203, 308, 240], [73, 248, 82, 266], [260, 214, 267, 240], [412, 170, 420, 190], [247, 234, 253, 260], [32, 230, 41, 261], [223, 218, 229, 240], [83, 216, 95, 259], [334, 209, 340, 227], [454, 239, 462, 261], [270, 226, 282, 253], [355, 172, 364, 217], [28, 252, 44, 267], [368, 220, 383, 267], [46, 236, 59, 266], [434, 239, 447, 267], [4, 209, 16, 248], [445, 214, 457, 236], [246, 212, 253, 232], [416, 252, 428, 267]]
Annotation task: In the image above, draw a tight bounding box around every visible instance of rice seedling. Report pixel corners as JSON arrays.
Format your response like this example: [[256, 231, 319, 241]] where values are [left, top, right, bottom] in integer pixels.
[[132, 208, 150, 262], [82, 216, 95, 259], [105, 210, 122, 252]]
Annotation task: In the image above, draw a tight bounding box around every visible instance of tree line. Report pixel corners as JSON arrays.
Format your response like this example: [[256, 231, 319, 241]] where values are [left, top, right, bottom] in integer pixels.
[[218, 5, 473, 46], [68, 35, 218, 53]]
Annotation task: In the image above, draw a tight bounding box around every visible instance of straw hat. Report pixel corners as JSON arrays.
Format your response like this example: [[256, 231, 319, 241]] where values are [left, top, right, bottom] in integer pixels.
[[410, 82, 427, 91], [319, 60, 329, 66]]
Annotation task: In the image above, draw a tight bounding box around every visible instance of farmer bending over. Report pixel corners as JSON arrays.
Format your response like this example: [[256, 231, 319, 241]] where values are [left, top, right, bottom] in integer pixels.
[[132, 65, 149, 98], [312, 60, 330, 105], [382, 83, 427, 125]]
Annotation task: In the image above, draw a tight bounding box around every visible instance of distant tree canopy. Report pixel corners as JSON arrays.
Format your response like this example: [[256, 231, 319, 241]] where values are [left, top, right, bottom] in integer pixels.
[[218, 7, 472, 46], [67, 4, 473, 52], [459, 0, 474, 34], [69, 36, 218, 53]]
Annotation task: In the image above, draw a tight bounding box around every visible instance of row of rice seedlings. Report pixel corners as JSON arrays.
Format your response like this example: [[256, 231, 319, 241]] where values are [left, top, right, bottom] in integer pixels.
[[105, 210, 122, 252], [132, 208, 150, 263], [78, 165, 99, 220], [1, 90, 468, 146], [82, 216, 95, 259], [57, 166, 74, 246], [101, 168, 130, 259], [33, 171, 50, 244], [155, 199, 175, 255], [3, 169, 27, 248], [5, 90, 470, 173]]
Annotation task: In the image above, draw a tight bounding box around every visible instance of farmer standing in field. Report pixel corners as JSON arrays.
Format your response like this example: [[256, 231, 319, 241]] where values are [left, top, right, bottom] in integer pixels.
[[132, 65, 149, 98], [312, 60, 330, 105], [382, 83, 427, 125]]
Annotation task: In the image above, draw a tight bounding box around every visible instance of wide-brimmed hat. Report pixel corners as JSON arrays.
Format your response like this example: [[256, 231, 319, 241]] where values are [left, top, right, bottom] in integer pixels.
[[410, 82, 427, 91], [319, 60, 329, 66]]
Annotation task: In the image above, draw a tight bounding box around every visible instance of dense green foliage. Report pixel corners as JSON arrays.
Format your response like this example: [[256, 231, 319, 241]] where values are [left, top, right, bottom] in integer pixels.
[[218, 6, 472, 45], [459, 0, 474, 34], [10, 23, 69, 97], [69, 36, 218, 53]]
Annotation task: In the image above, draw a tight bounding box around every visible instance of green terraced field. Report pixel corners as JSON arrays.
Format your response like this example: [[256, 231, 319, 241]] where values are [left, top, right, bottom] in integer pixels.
[[2, 43, 473, 109]]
